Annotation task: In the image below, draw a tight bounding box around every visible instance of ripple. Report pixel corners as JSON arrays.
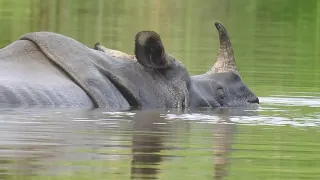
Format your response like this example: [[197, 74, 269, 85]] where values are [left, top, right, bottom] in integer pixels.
[[164, 113, 320, 127], [260, 96, 320, 107]]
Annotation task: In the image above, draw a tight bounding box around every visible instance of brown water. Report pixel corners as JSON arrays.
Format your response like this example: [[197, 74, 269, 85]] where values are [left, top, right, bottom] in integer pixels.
[[0, 0, 320, 179]]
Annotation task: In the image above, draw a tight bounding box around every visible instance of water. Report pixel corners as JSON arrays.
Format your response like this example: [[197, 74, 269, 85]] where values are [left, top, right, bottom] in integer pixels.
[[0, 0, 320, 179]]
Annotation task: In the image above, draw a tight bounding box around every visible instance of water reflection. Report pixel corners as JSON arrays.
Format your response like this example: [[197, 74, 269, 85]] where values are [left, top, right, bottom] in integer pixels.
[[129, 109, 243, 180], [213, 115, 235, 180], [0, 102, 318, 179], [130, 110, 168, 179], [0, 108, 241, 179]]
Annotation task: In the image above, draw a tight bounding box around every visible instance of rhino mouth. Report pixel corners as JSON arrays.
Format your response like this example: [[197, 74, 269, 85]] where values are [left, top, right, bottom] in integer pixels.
[[248, 97, 259, 104]]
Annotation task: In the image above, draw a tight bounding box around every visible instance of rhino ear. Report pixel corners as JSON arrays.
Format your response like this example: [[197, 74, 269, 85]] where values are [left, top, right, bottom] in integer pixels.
[[134, 31, 171, 69]]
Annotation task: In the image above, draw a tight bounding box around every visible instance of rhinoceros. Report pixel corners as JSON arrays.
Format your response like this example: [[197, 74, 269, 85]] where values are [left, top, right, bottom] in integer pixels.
[[0, 22, 259, 109]]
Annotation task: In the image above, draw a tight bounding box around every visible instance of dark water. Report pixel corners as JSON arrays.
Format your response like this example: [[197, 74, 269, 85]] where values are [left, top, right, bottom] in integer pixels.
[[0, 0, 320, 179]]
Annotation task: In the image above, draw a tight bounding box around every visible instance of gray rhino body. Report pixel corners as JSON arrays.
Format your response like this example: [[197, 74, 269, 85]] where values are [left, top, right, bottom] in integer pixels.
[[0, 22, 259, 109]]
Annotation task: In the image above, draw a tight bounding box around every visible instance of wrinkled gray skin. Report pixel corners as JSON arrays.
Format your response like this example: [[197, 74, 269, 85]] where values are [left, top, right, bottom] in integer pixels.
[[0, 22, 259, 109]]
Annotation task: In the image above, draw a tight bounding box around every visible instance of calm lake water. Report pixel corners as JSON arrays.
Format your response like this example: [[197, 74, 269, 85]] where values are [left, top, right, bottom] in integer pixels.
[[0, 0, 320, 179]]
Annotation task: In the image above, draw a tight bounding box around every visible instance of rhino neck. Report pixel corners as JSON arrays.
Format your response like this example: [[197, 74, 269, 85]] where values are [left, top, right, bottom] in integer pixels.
[[92, 50, 190, 108]]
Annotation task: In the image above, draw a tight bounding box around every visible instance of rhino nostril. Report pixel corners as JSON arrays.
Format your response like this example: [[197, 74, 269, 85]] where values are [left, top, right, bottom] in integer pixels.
[[248, 97, 259, 104]]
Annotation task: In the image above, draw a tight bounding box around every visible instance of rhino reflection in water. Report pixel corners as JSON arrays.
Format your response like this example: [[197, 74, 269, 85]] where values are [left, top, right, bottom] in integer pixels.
[[0, 22, 259, 109]]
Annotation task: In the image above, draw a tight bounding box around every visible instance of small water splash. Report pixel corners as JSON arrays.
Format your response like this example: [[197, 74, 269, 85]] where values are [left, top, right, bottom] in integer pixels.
[[260, 96, 320, 107]]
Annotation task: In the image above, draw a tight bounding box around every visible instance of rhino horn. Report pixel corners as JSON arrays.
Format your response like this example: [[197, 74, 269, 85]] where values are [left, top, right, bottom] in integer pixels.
[[210, 22, 237, 74]]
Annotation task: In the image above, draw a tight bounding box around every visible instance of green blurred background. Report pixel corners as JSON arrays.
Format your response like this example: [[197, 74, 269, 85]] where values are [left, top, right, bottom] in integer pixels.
[[1, 0, 320, 97]]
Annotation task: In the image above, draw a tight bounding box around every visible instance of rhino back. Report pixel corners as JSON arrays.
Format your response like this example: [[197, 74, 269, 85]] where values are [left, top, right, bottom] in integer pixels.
[[0, 40, 94, 108]]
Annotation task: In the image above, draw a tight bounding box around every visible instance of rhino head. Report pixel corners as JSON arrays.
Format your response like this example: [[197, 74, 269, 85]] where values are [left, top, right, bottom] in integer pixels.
[[94, 22, 259, 108], [189, 22, 259, 107]]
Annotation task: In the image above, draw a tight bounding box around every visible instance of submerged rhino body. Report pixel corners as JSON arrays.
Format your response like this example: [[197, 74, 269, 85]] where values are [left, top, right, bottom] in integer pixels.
[[0, 22, 259, 109]]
